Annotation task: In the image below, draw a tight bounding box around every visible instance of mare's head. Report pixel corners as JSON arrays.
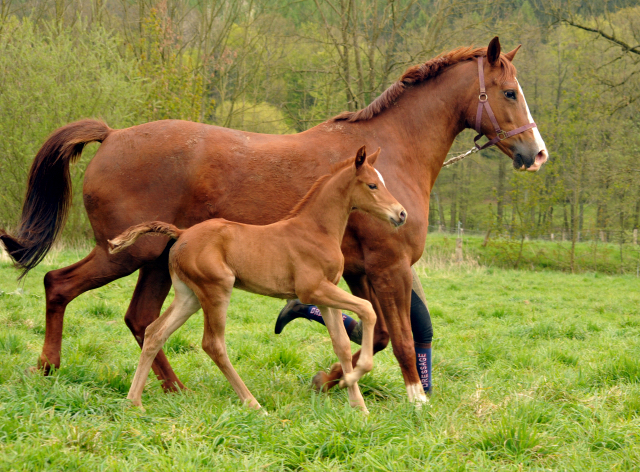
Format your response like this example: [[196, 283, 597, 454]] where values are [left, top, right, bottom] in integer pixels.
[[348, 146, 407, 227], [469, 37, 548, 171]]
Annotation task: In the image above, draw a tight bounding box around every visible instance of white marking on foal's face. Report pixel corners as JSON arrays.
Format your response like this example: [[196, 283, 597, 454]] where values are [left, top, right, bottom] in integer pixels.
[[516, 79, 547, 155], [375, 168, 386, 186]]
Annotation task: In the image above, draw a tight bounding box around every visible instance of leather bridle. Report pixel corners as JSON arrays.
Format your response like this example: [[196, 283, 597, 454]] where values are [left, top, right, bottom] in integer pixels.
[[473, 55, 537, 151]]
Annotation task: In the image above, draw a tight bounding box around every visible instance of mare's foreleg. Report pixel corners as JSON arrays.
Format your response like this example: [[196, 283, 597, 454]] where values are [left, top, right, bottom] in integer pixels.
[[368, 263, 427, 406], [127, 278, 200, 408]]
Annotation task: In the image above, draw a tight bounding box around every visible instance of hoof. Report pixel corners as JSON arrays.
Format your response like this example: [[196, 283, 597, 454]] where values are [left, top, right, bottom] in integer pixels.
[[36, 357, 56, 376], [312, 371, 331, 392], [348, 400, 369, 415], [245, 398, 263, 411], [127, 400, 145, 412], [312, 363, 342, 392], [26, 365, 42, 375], [161, 380, 187, 393], [413, 398, 431, 410]]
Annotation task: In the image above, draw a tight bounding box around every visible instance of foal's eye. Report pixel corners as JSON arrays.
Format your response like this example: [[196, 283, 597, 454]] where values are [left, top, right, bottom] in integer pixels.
[[504, 90, 517, 100], [368, 183, 378, 190]]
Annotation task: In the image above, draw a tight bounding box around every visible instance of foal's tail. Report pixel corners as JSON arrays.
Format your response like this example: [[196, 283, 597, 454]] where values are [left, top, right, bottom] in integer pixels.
[[108, 222, 183, 254], [0, 119, 112, 279]]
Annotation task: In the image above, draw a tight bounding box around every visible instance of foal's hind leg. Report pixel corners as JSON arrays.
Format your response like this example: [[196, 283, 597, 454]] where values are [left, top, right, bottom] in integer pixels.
[[124, 248, 186, 391], [38, 246, 139, 373], [200, 285, 261, 410], [127, 277, 201, 408]]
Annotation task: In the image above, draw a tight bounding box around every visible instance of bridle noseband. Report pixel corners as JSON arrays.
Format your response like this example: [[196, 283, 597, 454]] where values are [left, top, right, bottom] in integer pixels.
[[473, 55, 537, 151]]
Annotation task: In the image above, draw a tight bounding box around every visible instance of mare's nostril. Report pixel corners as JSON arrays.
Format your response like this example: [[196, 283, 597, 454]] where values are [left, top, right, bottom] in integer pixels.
[[399, 210, 406, 222]]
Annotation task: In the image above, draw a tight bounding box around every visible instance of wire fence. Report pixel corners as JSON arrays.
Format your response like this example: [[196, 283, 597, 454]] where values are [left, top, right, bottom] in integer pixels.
[[425, 224, 640, 276]]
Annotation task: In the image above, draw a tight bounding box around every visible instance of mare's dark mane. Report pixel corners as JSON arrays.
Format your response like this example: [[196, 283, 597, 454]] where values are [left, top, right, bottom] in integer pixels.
[[331, 46, 517, 123]]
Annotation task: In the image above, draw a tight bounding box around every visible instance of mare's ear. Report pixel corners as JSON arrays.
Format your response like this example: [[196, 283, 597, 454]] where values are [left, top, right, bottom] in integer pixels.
[[487, 36, 501, 66], [355, 145, 367, 169], [368, 147, 381, 166], [504, 44, 521, 62]]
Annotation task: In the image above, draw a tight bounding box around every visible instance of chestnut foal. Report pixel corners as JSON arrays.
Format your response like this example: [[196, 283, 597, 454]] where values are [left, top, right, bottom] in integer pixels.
[[108, 147, 406, 413]]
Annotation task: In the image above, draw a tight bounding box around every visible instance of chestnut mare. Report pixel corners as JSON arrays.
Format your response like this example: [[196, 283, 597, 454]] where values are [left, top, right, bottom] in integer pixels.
[[108, 147, 405, 413], [1, 37, 548, 405]]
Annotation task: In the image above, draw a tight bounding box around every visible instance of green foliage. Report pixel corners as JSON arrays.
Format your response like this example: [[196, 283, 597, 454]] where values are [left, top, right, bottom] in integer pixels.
[[0, 2, 637, 269], [0, 17, 146, 237], [136, 4, 203, 122]]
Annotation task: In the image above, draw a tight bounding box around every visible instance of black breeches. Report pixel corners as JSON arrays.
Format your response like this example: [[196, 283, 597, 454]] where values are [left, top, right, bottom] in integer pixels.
[[410, 289, 433, 345]]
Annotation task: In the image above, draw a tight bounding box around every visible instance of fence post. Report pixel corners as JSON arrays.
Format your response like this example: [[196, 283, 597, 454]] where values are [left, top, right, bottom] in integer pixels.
[[456, 221, 463, 263], [551, 233, 554, 241]]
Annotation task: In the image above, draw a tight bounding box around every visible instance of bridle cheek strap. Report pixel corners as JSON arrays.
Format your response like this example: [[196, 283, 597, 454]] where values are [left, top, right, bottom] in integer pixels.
[[473, 55, 537, 151]]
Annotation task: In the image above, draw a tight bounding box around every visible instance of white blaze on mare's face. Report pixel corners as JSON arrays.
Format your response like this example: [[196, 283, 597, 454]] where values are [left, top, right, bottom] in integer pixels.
[[375, 168, 386, 186], [516, 79, 547, 154]]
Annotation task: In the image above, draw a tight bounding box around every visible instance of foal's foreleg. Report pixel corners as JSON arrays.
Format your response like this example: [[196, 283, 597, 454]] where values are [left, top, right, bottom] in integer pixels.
[[127, 278, 200, 408], [305, 281, 377, 389], [319, 307, 367, 412]]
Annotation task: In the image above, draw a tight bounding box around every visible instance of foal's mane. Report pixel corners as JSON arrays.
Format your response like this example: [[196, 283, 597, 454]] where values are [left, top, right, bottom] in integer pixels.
[[331, 46, 517, 123], [284, 159, 355, 220]]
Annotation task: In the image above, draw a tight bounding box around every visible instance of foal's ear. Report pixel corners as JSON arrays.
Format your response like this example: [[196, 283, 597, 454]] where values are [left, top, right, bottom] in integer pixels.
[[368, 147, 381, 166], [355, 145, 367, 169], [487, 36, 501, 65], [504, 44, 521, 62]]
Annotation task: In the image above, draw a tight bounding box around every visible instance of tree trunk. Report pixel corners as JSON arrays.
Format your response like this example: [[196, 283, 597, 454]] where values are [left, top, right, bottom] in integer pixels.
[[497, 157, 506, 227]]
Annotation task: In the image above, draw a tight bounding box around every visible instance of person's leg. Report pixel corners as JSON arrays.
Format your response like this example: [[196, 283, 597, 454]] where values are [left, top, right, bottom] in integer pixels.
[[410, 289, 433, 393], [275, 299, 358, 337], [274, 267, 434, 393]]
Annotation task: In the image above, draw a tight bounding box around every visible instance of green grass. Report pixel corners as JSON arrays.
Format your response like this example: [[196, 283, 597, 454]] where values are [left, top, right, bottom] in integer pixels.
[[1, 250, 640, 470], [424, 232, 640, 275]]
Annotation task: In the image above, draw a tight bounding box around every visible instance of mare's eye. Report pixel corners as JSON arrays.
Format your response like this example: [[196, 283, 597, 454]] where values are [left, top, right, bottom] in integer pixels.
[[368, 183, 378, 190], [504, 90, 517, 100]]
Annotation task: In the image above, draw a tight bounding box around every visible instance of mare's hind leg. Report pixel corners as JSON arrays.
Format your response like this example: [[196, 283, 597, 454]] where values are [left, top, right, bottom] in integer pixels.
[[124, 246, 186, 391], [128, 277, 201, 408], [38, 246, 140, 373], [200, 281, 261, 410]]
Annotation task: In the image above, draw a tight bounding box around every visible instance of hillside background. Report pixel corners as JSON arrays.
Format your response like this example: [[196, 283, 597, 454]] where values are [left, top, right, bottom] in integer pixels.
[[0, 0, 638, 273]]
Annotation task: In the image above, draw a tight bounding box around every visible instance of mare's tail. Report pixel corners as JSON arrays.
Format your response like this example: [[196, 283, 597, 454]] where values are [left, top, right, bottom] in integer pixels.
[[108, 222, 183, 254], [0, 119, 112, 278]]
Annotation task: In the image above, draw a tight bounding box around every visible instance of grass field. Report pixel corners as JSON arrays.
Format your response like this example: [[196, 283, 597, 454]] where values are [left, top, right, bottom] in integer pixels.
[[1, 249, 640, 470]]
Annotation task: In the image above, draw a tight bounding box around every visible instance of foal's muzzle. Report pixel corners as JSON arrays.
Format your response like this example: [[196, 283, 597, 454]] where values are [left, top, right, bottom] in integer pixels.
[[390, 206, 407, 227]]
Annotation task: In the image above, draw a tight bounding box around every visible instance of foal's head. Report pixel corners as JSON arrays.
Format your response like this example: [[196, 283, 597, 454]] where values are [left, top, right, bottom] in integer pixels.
[[348, 146, 407, 227]]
